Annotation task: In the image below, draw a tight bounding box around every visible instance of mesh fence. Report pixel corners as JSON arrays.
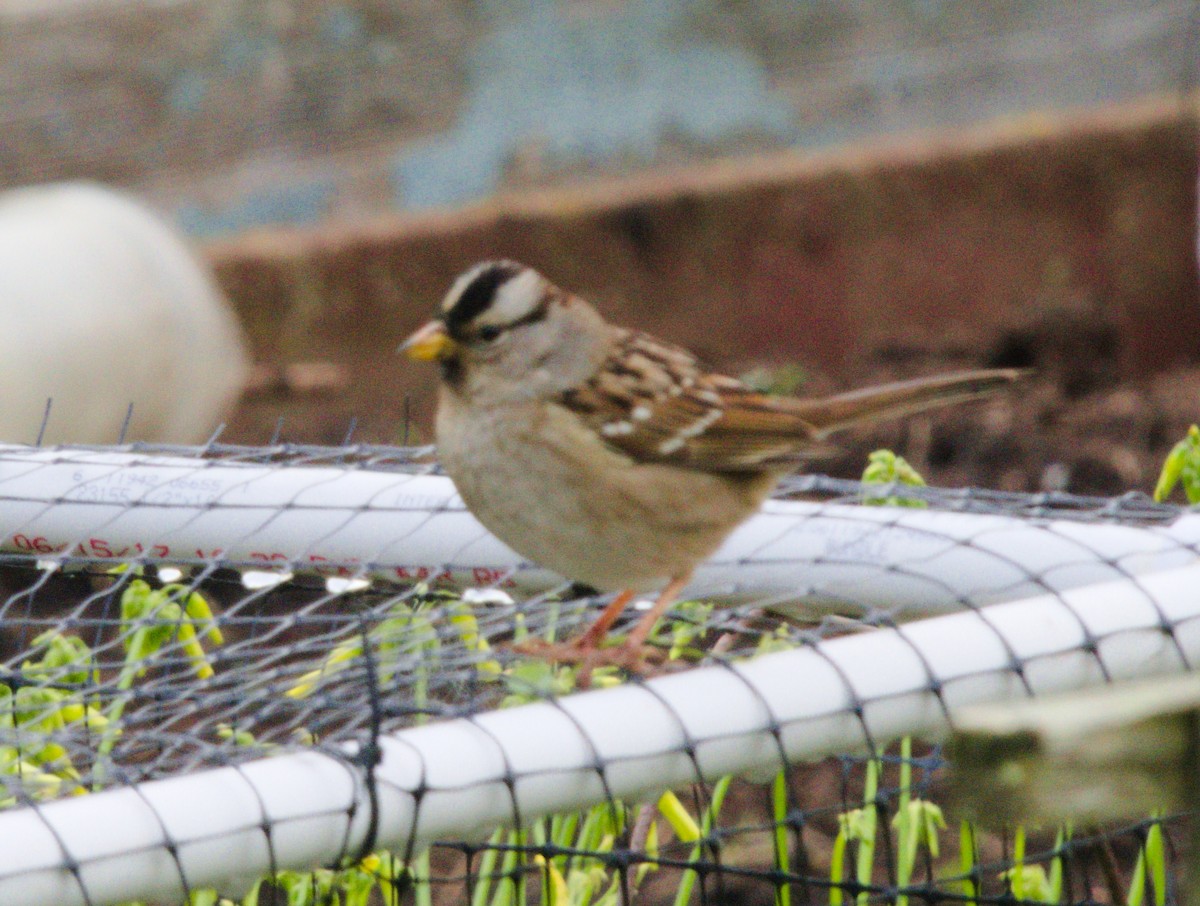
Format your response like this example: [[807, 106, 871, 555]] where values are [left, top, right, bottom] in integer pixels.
[[0, 442, 1194, 904]]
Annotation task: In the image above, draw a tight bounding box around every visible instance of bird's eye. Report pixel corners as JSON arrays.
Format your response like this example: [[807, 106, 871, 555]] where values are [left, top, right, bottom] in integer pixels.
[[478, 325, 503, 342]]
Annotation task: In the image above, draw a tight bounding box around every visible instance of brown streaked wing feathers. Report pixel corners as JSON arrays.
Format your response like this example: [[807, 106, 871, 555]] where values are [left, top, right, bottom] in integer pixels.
[[558, 329, 1025, 473], [558, 331, 825, 471]]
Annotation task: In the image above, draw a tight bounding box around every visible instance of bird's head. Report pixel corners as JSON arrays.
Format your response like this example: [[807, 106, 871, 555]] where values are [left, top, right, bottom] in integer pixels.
[[400, 260, 611, 404]]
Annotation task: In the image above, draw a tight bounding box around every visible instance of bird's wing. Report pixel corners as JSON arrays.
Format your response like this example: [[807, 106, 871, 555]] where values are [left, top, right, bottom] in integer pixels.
[[557, 329, 1025, 473], [556, 330, 825, 471]]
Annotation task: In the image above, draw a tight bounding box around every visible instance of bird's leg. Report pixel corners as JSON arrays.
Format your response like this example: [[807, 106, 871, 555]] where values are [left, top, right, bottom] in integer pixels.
[[511, 576, 691, 682], [574, 588, 637, 650], [622, 572, 691, 651], [511, 589, 635, 663], [567, 574, 692, 685]]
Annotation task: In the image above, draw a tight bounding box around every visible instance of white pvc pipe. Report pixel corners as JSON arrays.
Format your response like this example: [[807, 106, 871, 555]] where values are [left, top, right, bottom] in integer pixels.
[[0, 446, 1195, 614], [0, 561, 1196, 906]]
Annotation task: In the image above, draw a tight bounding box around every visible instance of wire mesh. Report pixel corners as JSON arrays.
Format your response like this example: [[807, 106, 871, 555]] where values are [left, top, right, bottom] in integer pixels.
[[0, 442, 1193, 905], [1, 1, 1197, 902]]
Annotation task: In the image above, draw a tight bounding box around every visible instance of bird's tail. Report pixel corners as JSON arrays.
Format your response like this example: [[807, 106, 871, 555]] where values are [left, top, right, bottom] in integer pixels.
[[791, 368, 1028, 438]]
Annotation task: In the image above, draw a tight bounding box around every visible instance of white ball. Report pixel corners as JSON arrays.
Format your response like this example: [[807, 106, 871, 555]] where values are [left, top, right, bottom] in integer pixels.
[[0, 182, 248, 444]]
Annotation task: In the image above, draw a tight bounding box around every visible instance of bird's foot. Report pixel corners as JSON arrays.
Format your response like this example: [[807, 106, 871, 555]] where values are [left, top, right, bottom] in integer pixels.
[[512, 636, 668, 688]]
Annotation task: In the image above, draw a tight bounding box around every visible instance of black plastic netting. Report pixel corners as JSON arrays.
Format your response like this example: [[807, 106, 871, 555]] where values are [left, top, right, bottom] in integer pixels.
[[0, 443, 1192, 905]]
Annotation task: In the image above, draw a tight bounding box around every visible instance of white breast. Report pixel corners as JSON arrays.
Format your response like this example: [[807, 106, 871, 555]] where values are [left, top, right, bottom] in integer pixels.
[[435, 393, 776, 591]]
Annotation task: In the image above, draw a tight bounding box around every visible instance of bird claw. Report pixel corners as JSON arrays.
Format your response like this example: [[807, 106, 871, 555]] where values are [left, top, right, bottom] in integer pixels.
[[512, 637, 668, 687]]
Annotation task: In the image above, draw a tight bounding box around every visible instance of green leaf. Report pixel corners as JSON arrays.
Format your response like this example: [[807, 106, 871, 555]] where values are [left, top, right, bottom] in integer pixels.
[[658, 790, 700, 843], [959, 822, 979, 906], [772, 771, 791, 906], [1154, 425, 1200, 503], [1003, 864, 1053, 904], [862, 450, 928, 507], [830, 829, 848, 906]]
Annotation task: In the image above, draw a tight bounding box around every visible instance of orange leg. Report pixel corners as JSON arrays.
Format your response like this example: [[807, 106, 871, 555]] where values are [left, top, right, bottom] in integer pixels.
[[575, 588, 638, 650], [512, 573, 693, 682], [623, 573, 691, 650], [567, 573, 692, 685]]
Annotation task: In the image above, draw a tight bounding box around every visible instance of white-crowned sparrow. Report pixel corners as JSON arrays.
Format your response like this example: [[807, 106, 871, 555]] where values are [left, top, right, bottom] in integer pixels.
[[402, 260, 1022, 661]]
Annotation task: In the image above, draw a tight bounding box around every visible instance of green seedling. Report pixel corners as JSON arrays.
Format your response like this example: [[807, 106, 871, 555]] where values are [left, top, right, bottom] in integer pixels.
[[862, 449, 928, 507], [1154, 425, 1200, 503], [1127, 819, 1167, 906], [893, 737, 946, 906], [832, 755, 880, 906]]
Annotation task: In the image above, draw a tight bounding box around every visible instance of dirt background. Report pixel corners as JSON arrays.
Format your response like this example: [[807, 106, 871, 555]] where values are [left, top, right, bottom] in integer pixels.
[[210, 96, 1200, 501]]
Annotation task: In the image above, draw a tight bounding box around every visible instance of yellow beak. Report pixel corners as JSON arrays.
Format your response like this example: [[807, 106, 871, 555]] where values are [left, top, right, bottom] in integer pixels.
[[399, 320, 456, 361]]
